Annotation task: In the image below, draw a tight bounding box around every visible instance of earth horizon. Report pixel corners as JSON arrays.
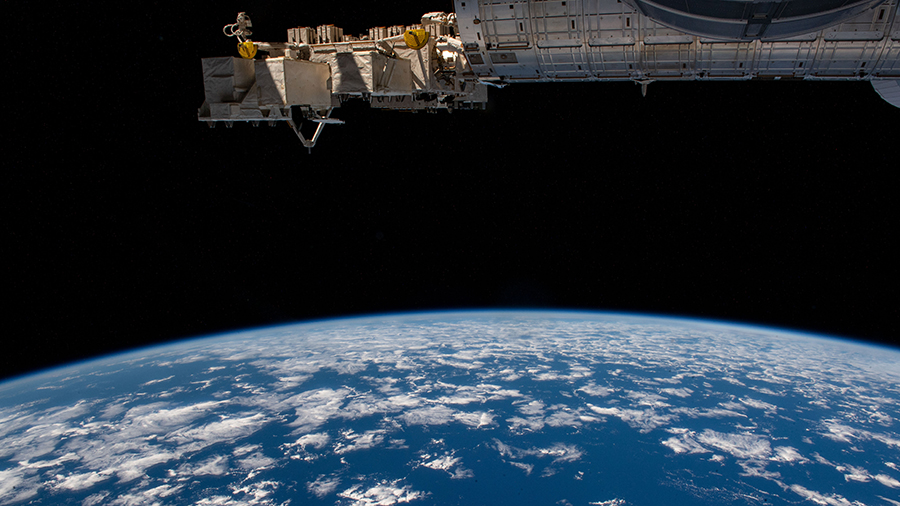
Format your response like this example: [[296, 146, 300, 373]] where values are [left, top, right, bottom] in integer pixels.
[[1, 311, 898, 506]]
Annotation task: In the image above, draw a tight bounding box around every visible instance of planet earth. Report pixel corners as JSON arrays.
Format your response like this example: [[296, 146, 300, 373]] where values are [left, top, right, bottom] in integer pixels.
[[1, 311, 899, 506]]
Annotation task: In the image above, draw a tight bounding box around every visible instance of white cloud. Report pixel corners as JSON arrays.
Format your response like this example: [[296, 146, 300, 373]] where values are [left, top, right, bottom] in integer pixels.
[[434, 357, 482, 370], [82, 492, 110, 506], [450, 467, 474, 479], [230, 479, 280, 503], [494, 440, 583, 464], [661, 431, 710, 455], [18, 451, 80, 469], [509, 461, 534, 475], [0, 421, 75, 462], [772, 446, 806, 463], [507, 416, 546, 432], [334, 430, 385, 454], [125, 401, 224, 432], [37, 401, 94, 425], [821, 421, 900, 450], [577, 383, 614, 397], [109, 484, 184, 506], [178, 455, 230, 476], [433, 393, 480, 405], [625, 391, 671, 408], [338, 480, 426, 506], [434, 383, 522, 405], [660, 387, 693, 398], [386, 395, 421, 409], [738, 460, 781, 480], [362, 376, 402, 394], [695, 430, 771, 460], [422, 454, 460, 471], [587, 404, 675, 433], [289, 432, 330, 450], [286, 388, 351, 432], [874, 474, 900, 488], [100, 401, 129, 419], [0, 467, 40, 505], [141, 375, 175, 386], [53, 471, 112, 491], [873, 433, 900, 449], [452, 411, 495, 428], [507, 404, 589, 432], [543, 444, 585, 463], [812, 453, 834, 466], [739, 397, 778, 413], [113, 451, 179, 482], [274, 375, 310, 390], [232, 444, 260, 456], [340, 396, 390, 420], [308, 476, 341, 498], [238, 452, 276, 470], [195, 495, 238, 505], [840, 465, 871, 483], [789, 484, 866, 506], [544, 409, 588, 428], [399, 405, 456, 426], [252, 357, 320, 379], [822, 422, 858, 443], [168, 413, 270, 452], [670, 407, 746, 419], [518, 400, 545, 415]]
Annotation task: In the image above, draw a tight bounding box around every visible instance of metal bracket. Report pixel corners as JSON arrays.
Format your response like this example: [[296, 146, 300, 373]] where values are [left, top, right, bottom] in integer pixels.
[[636, 79, 655, 97], [286, 108, 345, 153]]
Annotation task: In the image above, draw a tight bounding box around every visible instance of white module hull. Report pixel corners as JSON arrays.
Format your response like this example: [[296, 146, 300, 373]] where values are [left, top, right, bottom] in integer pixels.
[[456, 0, 900, 86]]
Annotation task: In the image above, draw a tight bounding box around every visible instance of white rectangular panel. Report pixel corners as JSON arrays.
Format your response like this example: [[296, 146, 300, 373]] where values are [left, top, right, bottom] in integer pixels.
[[537, 39, 584, 48], [644, 35, 694, 45], [588, 37, 635, 46], [824, 31, 884, 41]]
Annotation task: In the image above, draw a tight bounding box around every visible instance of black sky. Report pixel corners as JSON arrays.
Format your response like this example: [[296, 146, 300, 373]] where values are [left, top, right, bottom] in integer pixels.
[[4, 0, 898, 382]]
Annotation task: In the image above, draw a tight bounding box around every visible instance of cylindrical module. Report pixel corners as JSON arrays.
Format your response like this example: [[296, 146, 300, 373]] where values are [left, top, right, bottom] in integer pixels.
[[629, 0, 888, 40], [454, 0, 900, 83]]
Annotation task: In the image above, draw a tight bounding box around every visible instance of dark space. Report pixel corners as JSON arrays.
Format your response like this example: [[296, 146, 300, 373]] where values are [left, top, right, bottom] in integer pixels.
[[4, 0, 898, 382]]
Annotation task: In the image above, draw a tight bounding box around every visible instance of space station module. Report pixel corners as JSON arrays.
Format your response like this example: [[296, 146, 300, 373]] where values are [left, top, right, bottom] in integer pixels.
[[199, 0, 900, 149]]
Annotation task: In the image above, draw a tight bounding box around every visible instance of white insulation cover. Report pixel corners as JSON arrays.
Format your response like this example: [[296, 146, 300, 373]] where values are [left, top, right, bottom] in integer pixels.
[[311, 51, 387, 94], [871, 80, 900, 108], [255, 58, 332, 108], [379, 58, 413, 94], [202, 57, 256, 103], [393, 44, 432, 91]]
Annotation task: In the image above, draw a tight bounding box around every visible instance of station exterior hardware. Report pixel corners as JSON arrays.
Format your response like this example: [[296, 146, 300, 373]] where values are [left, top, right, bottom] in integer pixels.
[[199, 1, 900, 150]]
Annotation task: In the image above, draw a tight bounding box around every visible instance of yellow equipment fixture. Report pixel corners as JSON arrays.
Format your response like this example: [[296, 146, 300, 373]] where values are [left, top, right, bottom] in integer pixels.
[[238, 41, 257, 59], [403, 29, 430, 50]]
